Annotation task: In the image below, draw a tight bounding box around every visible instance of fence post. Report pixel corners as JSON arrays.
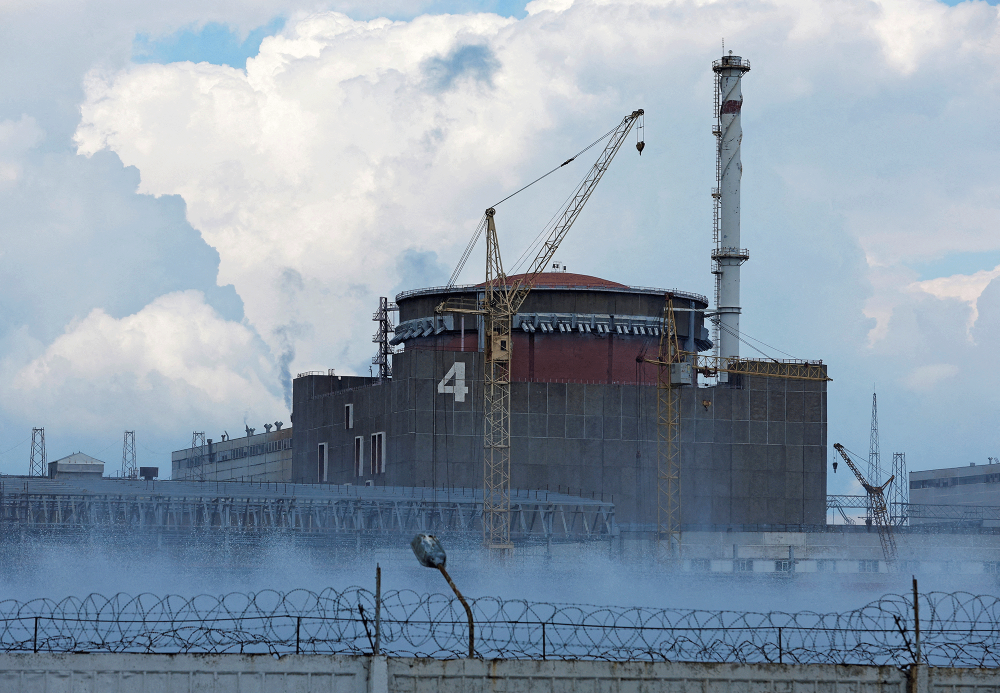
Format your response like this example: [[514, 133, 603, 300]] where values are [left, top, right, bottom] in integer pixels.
[[913, 576, 921, 664], [33, 617, 38, 653], [375, 564, 381, 656], [296, 617, 301, 654], [778, 627, 782, 664], [542, 622, 546, 660]]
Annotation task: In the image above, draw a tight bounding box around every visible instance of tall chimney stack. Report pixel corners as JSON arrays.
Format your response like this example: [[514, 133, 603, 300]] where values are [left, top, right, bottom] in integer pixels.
[[712, 52, 751, 368]]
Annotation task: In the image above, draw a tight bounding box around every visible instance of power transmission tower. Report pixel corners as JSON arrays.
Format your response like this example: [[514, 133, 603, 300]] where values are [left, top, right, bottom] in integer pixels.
[[890, 452, 908, 526], [868, 392, 881, 522], [372, 297, 396, 380], [121, 431, 137, 478], [191, 431, 206, 482], [28, 428, 46, 477]]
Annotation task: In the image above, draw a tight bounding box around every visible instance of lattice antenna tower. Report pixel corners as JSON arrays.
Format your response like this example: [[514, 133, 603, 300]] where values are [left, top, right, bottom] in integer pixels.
[[28, 427, 46, 477], [121, 431, 137, 479], [372, 296, 397, 380], [869, 392, 882, 484], [890, 451, 907, 526], [867, 391, 881, 523], [192, 431, 206, 482]]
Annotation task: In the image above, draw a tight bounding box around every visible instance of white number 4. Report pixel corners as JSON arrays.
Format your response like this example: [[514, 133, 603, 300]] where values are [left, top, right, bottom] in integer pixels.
[[438, 362, 469, 402]]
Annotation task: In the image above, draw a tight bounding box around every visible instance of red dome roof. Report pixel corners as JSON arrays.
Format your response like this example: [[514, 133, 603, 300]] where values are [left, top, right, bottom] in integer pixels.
[[477, 272, 628, 290]]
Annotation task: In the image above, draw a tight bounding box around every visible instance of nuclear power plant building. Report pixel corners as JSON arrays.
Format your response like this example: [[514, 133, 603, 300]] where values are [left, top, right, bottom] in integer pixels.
[[291, 272, 828, 531]]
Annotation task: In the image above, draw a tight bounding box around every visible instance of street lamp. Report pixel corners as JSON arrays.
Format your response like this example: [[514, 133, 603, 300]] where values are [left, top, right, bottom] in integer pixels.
[[410, 533, 474, 658]]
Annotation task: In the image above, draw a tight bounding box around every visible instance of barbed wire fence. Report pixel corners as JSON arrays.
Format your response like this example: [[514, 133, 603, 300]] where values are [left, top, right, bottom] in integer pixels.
[[0, 588, 998, 666]]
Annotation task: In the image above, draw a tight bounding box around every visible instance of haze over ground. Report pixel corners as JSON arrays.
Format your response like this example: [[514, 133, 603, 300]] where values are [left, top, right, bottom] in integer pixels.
[[1, 0, 999, 503]]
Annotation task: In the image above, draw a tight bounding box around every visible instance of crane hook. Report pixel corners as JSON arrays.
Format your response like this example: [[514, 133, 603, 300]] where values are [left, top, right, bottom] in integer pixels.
[[636, 141, 645, 155]]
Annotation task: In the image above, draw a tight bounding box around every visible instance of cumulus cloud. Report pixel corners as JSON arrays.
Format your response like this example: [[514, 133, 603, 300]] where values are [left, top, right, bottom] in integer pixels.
[[1, 0, 999, 474], [3, 291, 283, 433], [911, 265, 1000, 330]]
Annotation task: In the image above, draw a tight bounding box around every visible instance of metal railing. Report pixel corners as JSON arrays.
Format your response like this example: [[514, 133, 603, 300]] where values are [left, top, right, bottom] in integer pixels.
[[396, 284, 708, 306]]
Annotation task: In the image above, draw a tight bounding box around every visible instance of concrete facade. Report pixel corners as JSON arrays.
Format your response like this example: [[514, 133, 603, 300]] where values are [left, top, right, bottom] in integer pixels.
[[0, 653, 991, 693], [172, 427, 293, 482], [291, 348, 827, 528], [910, 462, 1000, 507]]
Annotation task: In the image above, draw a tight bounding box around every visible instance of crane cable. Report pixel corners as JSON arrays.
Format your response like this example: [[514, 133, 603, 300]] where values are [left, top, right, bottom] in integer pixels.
[[446, 122, 621, 288], [715, 321, 800, 362]]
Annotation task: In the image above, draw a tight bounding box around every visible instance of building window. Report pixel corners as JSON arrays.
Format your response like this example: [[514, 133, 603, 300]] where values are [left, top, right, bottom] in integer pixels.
[[355, 437, 363, 477], [690, 559, 710, 572], [816, 559, 837, 573], [774, 560, 793, 573], [734, 559, 753, 573], [371, 432, 385, 474], [345, 403, 354, 429], [318, 443, 328, 483], [984, 561, 1000, 574], [859, 559, 880, 573]]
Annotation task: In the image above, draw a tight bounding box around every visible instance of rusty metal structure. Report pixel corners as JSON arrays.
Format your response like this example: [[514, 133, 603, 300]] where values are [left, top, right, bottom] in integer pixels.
[[833, 443, 898, 565]]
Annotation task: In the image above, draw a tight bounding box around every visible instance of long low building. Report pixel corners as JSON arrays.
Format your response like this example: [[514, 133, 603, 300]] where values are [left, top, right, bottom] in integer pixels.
[[0, 475, 612, 541], [6, 473, 1000, 577], [909, 461, 1000, 509], [172, 427, 293, 482]]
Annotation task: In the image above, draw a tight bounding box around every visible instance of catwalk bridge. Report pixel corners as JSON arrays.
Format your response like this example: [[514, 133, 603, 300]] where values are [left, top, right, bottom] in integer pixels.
[[0, 477, 614, 541]]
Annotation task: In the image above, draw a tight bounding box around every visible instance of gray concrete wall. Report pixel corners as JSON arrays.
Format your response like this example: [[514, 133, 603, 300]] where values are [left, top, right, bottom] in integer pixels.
[[292, 350, 826, 528], [911, 462, 1000, 507], [1, 653, 994, 693]]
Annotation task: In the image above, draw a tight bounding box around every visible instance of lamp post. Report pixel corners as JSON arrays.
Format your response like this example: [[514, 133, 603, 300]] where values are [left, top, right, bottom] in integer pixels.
[[410, 533, 474, 658]]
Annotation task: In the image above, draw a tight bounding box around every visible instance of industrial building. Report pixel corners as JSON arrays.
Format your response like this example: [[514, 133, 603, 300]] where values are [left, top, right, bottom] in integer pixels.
[[47, 452, 105, 479], [909, 462, 1000, 514], [285, 52, 827, 532], [172, 426, 293, 481], [290, 275, 827, 530], [167, 52, 831, 533], [5, 472, 1000, 579]]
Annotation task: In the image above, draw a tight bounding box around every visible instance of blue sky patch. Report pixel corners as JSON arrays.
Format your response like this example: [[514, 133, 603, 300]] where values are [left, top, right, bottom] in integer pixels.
[[914, 250, 1000, 281], [133, 17, 285, 68]]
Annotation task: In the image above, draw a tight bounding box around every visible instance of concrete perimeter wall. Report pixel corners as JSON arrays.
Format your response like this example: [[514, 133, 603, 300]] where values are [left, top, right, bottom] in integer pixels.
[[2, 654, 998, 693]]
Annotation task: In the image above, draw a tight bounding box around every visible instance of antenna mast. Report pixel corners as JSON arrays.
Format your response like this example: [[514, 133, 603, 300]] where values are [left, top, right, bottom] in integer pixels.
[[121, 431, 137, 479], [28, 428, 46, 477], [868, 392, 881, 520]]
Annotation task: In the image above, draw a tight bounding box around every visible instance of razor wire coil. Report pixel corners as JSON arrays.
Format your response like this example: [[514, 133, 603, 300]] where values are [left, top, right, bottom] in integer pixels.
[[0, 588, 998, 666]]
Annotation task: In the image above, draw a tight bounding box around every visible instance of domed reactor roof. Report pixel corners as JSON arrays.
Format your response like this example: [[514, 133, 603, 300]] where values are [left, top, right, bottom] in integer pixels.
[[392, 271, 711, 384]]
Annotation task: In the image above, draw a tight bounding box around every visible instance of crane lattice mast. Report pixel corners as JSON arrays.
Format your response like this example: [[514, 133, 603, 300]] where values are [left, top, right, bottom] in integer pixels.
[[834, 442, 898, 566], [452, 109, 644, 550], [656, 295, 683, 552]]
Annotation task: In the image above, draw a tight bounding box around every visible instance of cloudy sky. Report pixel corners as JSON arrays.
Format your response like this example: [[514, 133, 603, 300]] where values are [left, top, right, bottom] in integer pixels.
[[0, 0, 997, 492]]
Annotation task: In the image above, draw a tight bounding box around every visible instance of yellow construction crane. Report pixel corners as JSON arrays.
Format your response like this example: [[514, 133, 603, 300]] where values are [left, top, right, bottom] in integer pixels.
[[440, 109, 645, 549], [648, 303, 832, 553], [833, 442, 898, 566]]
